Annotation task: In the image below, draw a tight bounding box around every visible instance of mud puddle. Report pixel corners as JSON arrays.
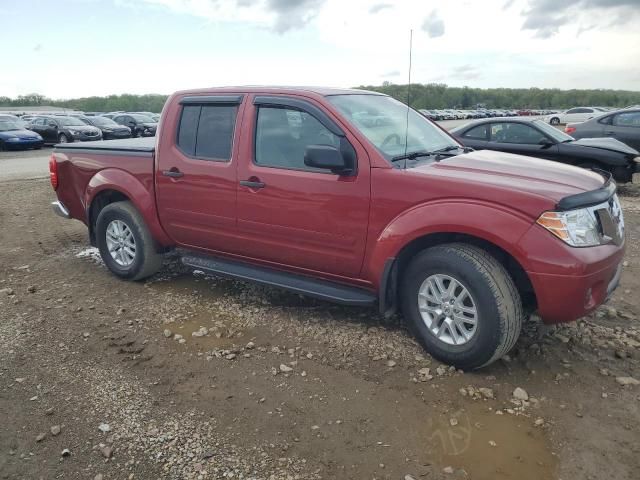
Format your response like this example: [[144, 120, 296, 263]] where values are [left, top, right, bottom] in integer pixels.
[[419, 402, 557, 479]]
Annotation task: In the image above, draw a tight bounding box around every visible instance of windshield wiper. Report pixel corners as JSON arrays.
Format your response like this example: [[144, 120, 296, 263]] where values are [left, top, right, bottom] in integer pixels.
[[391, 145, 466, 163]]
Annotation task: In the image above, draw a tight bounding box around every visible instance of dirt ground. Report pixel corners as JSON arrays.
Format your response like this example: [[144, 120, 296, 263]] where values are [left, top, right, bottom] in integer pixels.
[[0, 179, 639, 480]]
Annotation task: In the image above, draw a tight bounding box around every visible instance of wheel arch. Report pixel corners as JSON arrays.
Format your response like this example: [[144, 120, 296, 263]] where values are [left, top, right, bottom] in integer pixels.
[[379, 231, 537, 317], [369, 202, 539, 316], [85, 169, 173, 250], [399, 232, 535, 310]]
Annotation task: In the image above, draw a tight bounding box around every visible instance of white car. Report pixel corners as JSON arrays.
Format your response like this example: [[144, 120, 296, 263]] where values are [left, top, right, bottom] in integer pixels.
[[546, 107, 601, 125]]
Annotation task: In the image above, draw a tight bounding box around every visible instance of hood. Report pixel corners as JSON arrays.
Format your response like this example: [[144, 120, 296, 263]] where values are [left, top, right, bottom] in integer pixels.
[[571, 137, 639, 156], [410, 149, 606, 214], [66, 125, 99, 132], [98, 125, 129, 131], [0, 129, 42, 139]]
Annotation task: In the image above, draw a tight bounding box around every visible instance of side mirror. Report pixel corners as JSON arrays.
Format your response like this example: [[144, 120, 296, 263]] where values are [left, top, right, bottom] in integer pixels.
[[538, 138, 554, 147], [304, 145, 350, 174], [49, 123, 57, 128]]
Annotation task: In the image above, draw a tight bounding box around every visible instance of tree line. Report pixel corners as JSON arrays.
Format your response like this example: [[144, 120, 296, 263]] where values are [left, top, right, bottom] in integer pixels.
[[359, 83, 640, 109], [0, 93, 168, 113], [2, 85, 640, 112]]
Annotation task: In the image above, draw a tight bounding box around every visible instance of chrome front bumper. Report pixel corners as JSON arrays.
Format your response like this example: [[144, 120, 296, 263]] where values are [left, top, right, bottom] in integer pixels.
[[51, 201, 71, 219]]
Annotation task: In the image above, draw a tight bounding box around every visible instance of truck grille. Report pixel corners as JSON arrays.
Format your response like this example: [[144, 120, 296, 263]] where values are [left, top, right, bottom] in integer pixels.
[[595, 194, 625, 245]]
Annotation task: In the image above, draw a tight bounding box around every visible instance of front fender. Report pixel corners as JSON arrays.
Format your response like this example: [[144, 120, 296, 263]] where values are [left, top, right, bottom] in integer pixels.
[[86, 168, 173, 247], [363, 200, 536, 288]]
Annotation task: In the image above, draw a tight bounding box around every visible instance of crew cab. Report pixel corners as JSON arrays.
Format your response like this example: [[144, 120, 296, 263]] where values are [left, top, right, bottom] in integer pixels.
[[49, 87, 626, 369]]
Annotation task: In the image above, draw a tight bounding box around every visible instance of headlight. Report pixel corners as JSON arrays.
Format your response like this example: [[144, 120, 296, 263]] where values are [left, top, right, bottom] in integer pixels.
[[69, 129, 82, 135], [6, 137, 19, 142], [537, 208, 602, 247], [634, 156, 640, 164]]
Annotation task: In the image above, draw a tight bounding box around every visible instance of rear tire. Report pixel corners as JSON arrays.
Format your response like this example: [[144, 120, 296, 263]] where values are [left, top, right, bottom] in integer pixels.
[[96, 201, 163, 281], [400, 244, 523, 370]]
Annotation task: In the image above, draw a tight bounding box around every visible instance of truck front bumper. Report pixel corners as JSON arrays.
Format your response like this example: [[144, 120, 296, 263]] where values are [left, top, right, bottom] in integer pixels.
[[51, 201, 71, 219], [519, 225, 625, 324]]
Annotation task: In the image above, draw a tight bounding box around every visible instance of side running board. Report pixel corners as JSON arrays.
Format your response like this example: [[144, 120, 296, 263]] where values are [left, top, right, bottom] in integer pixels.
[[181, 253, 376, 307]]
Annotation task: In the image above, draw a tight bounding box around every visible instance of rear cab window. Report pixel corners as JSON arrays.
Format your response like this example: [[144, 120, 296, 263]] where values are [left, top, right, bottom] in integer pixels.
[[176, 103, 239, 161]]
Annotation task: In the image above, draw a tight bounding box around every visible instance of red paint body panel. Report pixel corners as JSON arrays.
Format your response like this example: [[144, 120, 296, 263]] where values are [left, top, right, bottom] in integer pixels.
[[52, 86, 626, 325]]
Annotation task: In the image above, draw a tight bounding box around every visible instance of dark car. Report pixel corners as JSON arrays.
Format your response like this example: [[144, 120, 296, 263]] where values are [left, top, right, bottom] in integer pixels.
[[566, 109, 640, 152], [113, 113, 157, 137], [79, 115, 132, 140], [419, 109, 441, 121], [451, 118, 640, 183], [28, 115, 102, 144], [0, 118, 43, 150]]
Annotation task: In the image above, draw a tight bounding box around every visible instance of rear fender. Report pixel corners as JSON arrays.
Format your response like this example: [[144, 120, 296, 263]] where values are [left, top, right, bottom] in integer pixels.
[[365, 200, 535, 289], [86, 168, 173, 247]]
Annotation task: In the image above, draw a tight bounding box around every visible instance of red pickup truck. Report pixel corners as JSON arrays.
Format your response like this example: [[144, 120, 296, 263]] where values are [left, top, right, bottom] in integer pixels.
[[50, 87, 626, 369]]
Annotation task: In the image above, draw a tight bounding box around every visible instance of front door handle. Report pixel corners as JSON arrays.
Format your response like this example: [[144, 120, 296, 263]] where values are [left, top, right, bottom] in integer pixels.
[[162, 169, 184, 178], [605, 131, 616, 136], [240, 180, 266, 189]]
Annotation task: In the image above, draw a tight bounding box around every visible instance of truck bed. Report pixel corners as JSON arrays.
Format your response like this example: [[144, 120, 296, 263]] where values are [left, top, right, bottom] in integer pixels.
[[54, 137, 155, 153]]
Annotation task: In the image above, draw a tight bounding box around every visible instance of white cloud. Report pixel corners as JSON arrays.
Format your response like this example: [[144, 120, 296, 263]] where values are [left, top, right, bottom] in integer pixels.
[[2, 0, 640, 98]]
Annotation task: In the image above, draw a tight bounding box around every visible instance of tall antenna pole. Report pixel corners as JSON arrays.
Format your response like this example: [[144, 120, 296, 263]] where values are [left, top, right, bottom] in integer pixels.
[[403, 29, 413, 165]]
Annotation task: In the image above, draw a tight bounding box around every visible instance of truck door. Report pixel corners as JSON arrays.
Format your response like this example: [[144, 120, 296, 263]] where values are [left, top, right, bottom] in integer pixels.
[[234, 95, 371, 278], [155, 95, 245, 253]]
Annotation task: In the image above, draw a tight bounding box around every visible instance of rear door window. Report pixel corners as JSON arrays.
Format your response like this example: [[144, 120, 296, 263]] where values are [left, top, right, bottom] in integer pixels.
[[176, 104, 238, 161], [613, 112, 640, 127]]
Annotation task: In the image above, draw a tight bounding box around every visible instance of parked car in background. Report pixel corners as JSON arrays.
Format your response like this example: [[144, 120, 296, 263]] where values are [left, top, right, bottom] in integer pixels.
[[112, 113, 158, 137], [566, 108, 640, 152], [0, 113, 29, 129], [50, 86, 626, 370], [546, 107, 600, 125], [419, 109, 440, 121], [0, 117, 43, 150], [451, 117, 639, 183], [101, 111, 125, 119], [28, 115, 102, 144], [434, 109, 454, 120], [79, 115, 132, 140]]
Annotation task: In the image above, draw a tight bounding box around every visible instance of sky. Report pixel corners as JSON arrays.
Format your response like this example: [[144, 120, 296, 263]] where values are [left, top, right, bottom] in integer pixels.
[[1, 0, 639, 99]]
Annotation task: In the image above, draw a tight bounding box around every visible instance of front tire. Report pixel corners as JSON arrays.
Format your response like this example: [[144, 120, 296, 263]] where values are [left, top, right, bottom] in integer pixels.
[[96, 201, 163, 281], [550, 117, 560, 125], [58, 133, 69, 143], [400, 244, 523, 370]]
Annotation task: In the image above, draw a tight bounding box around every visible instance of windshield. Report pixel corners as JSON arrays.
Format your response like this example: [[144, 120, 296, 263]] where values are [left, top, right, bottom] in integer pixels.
[[130, 114, 155, 123], [89, 116, 117, 126], [0, 120, 22, 131], [328, 94, 458, 162], [533, 119, 574, 142], [56, 116, 86, 126]]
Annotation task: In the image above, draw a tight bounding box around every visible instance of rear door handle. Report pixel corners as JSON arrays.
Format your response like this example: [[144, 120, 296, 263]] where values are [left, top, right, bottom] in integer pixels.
[[240, 180, 266, 189], [162, 169, 184, 178]]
